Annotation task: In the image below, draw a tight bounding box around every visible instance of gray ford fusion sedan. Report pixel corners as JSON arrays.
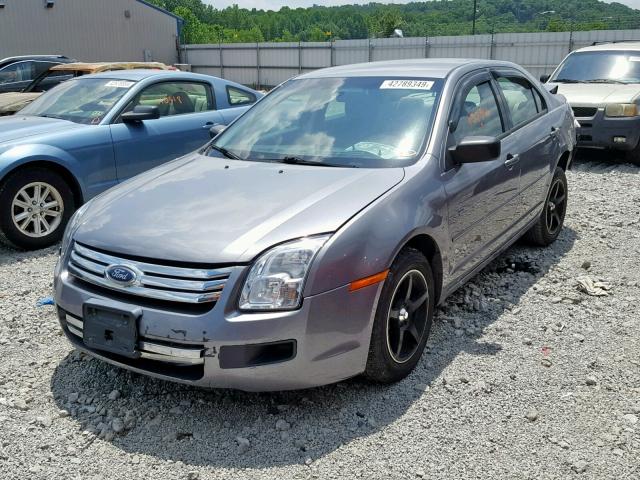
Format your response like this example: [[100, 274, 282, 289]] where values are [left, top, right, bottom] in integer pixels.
[[53, 59, 576, 391]]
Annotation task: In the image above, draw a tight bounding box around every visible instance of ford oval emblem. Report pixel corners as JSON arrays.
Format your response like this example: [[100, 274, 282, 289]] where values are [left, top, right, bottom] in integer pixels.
[[105, 265, 138, 286]]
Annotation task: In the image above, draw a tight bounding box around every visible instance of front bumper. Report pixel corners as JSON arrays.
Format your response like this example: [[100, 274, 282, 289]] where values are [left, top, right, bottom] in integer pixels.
[[53, 260, 381, 392], [574, 107, 640, 151]]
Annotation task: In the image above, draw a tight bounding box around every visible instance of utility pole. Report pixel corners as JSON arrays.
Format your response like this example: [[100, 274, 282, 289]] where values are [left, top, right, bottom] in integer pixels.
[[472, 0, 477, 35]]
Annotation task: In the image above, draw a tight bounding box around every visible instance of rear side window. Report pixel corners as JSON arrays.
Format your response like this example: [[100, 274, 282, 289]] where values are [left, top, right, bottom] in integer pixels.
[[227, 86, 256, 106], [452, 81, 504, 143], [495, 76, 541, 128], [129, 81, 215, 117]]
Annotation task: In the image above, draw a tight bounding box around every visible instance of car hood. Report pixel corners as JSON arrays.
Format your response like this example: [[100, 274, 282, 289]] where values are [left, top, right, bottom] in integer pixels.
[[0, 115, 83, 144], [552, 83, 640, 105], [0, 92, 42, 114], [75, 153, 405, 264]]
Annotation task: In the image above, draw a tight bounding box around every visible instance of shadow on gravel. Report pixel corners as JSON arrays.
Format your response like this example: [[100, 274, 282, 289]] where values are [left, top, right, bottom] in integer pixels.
[[49, 228, 576, 469], [0, 241, 59, 266], [572, 148, 640, 174]]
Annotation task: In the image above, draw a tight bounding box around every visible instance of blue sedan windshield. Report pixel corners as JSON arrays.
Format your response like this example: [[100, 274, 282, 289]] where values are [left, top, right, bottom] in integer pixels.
[[211, 77, 443, 168], [20, 78, 136, 125]]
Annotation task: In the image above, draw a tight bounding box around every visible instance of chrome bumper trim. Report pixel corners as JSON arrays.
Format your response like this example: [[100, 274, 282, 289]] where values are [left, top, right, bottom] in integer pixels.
[[64, 313, 205, 366]]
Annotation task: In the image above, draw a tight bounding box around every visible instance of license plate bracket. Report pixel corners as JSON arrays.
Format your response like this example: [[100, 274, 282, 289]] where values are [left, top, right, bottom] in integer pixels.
[[83, 299, 141, 358]]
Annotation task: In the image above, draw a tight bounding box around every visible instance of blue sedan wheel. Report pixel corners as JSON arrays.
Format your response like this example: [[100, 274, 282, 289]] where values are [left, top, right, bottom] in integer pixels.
[[0, 167, 74, 250]]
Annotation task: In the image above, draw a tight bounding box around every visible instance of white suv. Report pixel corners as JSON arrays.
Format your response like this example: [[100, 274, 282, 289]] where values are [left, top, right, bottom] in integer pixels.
[[544, 41, 640, 164]]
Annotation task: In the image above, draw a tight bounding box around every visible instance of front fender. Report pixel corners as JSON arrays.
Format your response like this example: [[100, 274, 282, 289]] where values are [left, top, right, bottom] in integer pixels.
[[305, 157, 451, 297], [0, 144, 86, 197]]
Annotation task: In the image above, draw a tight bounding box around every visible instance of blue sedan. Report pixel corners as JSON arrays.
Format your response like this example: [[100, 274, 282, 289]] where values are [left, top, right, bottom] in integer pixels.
[[0, 70, 262, 249]]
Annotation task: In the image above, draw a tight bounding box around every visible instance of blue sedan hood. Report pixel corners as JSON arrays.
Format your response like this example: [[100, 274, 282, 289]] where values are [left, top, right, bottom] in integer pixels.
[[0, 115, 83, 145], [74, 153, 405, 264]]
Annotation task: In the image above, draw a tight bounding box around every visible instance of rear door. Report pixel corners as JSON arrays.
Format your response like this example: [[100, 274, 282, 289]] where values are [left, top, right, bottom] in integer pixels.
[[492, 69, 558, 225], [443, 71, 522, 281], [215, 83, 259, 124], [109, 80, 225, 181]]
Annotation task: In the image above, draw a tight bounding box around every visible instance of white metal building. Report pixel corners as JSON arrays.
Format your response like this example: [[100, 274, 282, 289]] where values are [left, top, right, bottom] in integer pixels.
[[0, 0, 182, 64]]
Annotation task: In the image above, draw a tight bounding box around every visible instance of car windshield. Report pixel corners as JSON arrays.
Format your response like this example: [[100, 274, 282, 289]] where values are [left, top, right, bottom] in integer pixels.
[[19, 77, 135, 124], [551, 50, 640, 84], [210, 77, 443, 168], [24, 70, 77, 93]]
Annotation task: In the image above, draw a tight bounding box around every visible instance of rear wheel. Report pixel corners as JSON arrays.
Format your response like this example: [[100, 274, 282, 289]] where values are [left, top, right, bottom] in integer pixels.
[[0, 167, 75, 250], [364, 248, 435, 383], [523, 167, 568, 246]]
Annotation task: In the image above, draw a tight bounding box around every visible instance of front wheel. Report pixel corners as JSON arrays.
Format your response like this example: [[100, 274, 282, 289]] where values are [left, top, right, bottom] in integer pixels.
[[364, 248, 435, 384], [0, 168, 75, 250], [624, 142, 640, 165], [523, 167, 568, 246]]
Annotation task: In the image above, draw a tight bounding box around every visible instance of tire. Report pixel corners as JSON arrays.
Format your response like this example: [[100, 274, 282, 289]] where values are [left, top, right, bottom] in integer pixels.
[[523, 167, 568, 247], [364, 248, 435, 384], [0, 167, 75, 250], [624, 144, 640, 165]]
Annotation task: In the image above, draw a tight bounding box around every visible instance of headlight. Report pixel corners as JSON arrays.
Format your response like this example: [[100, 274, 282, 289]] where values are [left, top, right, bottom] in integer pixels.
[[60, 202, 91, 258], [239, 235, 330, 311], [605, 103, 638, 117]]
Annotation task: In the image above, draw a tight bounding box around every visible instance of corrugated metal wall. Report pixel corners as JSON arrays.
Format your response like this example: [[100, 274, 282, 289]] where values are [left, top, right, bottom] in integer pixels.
[[182, 28, 640, 88], [0, 0, 179, 64]]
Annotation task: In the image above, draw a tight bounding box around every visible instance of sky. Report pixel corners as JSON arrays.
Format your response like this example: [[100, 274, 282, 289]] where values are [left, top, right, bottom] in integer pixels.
[[203, 0, 640, 11]]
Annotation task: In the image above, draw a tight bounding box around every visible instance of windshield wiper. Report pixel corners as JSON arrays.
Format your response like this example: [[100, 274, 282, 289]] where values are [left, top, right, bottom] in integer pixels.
[[209, 144, 243, 160], [552, 78, 585, 83], [276, 156, 351, 168], [39, 114, 64, 119], [583, 78, 628, 84]]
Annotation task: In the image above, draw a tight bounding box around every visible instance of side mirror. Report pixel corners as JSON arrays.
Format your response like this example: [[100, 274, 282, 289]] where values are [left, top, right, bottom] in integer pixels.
[[539, 74, 550, 83], [448, 136, 501, 164], [209, 124, 227, 138], [122, 105, 160, 123]]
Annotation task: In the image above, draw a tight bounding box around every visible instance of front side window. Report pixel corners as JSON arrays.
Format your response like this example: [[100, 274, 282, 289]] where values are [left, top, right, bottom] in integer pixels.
[[211, 77, 443, 168], [127, 82, 214, 117], [19, 78, 135, 124], [496, 76, 540, 127], [452, 81, 504, 143], [0, 61, 35, 84], [551, 51, 640, 84], [227, 86, 257, 106]]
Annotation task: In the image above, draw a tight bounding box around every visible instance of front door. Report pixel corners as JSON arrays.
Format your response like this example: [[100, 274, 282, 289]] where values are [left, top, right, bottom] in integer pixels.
[[109, 80, 225, 181], [443, 73, 522, 281], [0, 60, 37, 93]]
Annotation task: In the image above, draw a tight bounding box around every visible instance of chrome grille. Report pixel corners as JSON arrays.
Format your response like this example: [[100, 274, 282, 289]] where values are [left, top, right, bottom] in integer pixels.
[[572, 106, 598, 118], [67, 243, 231, 304]]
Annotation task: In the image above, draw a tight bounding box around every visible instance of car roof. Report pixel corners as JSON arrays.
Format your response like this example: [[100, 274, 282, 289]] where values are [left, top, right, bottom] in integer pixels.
[[0, 55, 72, 69], [49, 62, 169, 74], [1, 55, 71, 63], [575, 41, 640, 53], [76, 69, 230, 84], [298, 58, 520, 79]]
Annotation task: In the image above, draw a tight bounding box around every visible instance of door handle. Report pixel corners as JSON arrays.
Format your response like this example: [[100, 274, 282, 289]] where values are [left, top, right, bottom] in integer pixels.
[[550, 126, 559, 136], [504, 154, 520, 168], [202, 121, 214, 129]]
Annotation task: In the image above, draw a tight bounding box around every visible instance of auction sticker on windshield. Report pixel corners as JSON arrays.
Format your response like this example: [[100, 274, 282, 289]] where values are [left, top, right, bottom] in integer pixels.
[[105, 80, 135, 88], [380, 80, 434, 90]]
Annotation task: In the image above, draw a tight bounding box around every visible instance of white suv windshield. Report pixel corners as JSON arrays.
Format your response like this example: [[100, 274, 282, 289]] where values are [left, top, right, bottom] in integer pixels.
[[210, 77, 443, 168], [551, 50, 640, 84]]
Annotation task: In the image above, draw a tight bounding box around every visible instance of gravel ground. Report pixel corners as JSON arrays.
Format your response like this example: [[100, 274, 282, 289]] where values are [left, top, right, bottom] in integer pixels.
[[0, 153, 639, 480]]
